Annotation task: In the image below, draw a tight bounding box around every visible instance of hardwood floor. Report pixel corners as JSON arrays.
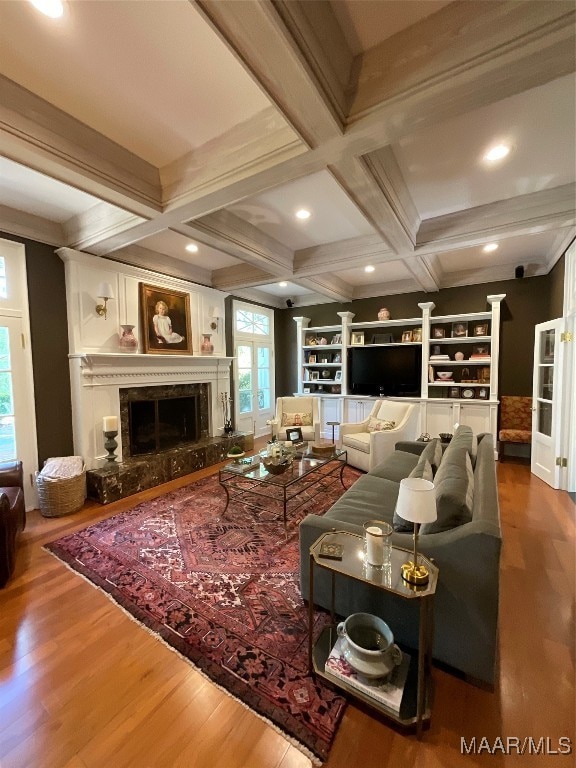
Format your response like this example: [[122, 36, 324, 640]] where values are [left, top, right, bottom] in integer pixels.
[[1, 455, 574, 767]]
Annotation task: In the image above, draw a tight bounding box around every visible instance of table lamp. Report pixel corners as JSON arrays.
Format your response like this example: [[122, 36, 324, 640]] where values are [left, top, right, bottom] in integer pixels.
[[395, 477, 437, 585]]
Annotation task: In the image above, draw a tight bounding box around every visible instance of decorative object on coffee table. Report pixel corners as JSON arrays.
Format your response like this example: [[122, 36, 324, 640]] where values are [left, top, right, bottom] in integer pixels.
[[310, 439, 336, 456], [395, 477, 437, 585]]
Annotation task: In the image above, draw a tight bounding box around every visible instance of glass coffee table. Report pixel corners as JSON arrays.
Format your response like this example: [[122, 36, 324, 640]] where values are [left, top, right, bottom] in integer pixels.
[[218, 447, 347, 539]]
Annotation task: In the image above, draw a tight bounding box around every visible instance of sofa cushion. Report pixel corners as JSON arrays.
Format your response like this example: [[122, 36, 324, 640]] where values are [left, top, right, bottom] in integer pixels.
[[420, 438, 442, 472], [369, 450, 419, 482], [281, 411, 313, 427], [421, 448, 473, 534], [342, 432, 371, 454], [325, 475, 399, 527], [410, 459, 433, 482]]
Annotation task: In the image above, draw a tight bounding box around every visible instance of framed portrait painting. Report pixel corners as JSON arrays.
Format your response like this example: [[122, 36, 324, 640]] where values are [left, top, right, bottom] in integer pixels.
[[139, 283, 192, 354]]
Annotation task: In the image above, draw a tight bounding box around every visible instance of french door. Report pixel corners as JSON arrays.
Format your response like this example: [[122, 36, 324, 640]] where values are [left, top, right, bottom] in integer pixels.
[[531, 319, 566, 488], [232, 301, 275, 439], [0, 238, 38, 507]]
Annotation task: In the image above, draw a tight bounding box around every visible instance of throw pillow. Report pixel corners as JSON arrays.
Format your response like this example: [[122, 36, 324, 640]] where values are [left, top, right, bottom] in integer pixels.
[[409, 458, 434, 482], [420, 448, 473, 534], [367, 417, 396, 433], [281, 412, 313, 427], [420, 438, 442, 473]]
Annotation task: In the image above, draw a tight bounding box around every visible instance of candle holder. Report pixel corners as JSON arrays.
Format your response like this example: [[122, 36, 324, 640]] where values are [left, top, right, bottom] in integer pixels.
[[104, 430, 118, 463]]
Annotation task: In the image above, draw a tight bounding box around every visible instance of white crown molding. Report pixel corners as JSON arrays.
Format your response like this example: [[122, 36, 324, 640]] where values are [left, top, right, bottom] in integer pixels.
[[0, 203, 64, 246], [63, 203, 146, 251], [100, 243, 213, 288], [211, 262, 276, 291], [298, 273, 353, 303], [352, 277, 421, 300], [0, 75, 162, 216]]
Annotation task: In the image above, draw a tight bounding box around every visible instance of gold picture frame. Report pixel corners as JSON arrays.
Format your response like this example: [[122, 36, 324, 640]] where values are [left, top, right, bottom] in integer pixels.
[[139, 283, 192, 355]]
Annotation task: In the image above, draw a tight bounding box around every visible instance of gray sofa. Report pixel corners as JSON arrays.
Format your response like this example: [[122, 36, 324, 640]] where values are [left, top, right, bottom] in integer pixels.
[[299, 426, 501, 687]]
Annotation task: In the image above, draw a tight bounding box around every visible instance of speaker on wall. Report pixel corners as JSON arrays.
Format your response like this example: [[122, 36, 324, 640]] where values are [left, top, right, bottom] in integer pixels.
[[286, 299, 294, 308]]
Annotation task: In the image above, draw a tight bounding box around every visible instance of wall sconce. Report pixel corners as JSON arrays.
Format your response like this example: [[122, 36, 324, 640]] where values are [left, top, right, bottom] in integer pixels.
[[210, 307, 221, 332], [95, 282, 115, 319]]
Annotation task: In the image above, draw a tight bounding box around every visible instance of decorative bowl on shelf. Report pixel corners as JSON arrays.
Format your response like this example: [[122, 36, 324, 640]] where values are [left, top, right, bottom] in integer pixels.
[[262, 456, 292, 475], [436, 371, 453, 380]]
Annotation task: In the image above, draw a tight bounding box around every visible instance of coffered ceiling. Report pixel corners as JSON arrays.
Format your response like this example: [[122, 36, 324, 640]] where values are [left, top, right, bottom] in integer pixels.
[[0, 0, 574, 308]]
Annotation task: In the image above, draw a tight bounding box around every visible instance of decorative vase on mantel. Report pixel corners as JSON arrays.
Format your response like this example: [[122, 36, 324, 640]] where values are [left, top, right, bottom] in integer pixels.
[[118, 324, 138, 352], [200, 333, 214, 355]]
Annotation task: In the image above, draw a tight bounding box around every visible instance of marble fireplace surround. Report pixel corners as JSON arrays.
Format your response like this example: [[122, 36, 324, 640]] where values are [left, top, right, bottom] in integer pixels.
[[69, 353, 252, 502]]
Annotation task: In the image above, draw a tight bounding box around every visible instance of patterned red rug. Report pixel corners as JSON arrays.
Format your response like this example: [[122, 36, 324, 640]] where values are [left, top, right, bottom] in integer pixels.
[[45, 465, 360, 763]]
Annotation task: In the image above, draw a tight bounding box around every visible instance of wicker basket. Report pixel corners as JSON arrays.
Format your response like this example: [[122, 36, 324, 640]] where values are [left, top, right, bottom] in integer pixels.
[[36, 466, 86, 518]]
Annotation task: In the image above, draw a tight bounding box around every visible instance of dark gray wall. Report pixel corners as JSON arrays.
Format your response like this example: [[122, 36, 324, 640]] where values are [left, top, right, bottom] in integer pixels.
[[275, 275, 559, 399], [1, 232, 73, 466], [549, 251, 567, 320]]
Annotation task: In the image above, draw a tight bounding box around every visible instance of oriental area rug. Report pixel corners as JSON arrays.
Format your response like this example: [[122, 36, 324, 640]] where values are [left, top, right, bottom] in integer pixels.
[[45, 465, 360, 764]]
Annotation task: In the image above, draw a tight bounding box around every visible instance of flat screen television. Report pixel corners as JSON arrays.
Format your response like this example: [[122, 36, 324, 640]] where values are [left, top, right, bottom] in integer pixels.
[[348, 345, 422, 397]]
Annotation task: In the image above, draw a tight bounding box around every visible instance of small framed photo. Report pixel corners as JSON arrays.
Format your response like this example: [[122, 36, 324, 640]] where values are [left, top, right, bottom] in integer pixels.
[[472, 345, 490, 357], [303, 387, 311, 394], [412, 328, 422, 343], [401, 330, 413, 343], [317, 384, 324, 392], [433, 326, 445, 338], [333, 353, 341, 363], [449, 386, 460, 398], [351, 331, 365, 346], [308, 354, 317, 364], [452, 322, 468, 338], [309, 371, 319, 381], [479, 366, 491, 383], [286, 427, 303, 442], [331, 333, 342, 344], [334, 370, 342, 382], [474, 323, 489, 337], [477, 387, 489, 400]]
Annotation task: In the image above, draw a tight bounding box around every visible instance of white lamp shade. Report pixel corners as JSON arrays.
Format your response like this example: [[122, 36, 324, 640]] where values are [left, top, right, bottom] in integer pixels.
[[96, 282, 114, 300], [211, 306, 221, 319], [395, 477, 437, 524]]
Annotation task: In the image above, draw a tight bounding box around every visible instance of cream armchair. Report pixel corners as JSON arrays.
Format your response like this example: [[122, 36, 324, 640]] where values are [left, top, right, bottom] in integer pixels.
[[271, 396, 321, 442], [340, 400, 419, 472]]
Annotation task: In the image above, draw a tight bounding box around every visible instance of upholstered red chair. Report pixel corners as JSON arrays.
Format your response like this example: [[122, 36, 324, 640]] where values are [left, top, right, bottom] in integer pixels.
[[498, 396, 532, 461]]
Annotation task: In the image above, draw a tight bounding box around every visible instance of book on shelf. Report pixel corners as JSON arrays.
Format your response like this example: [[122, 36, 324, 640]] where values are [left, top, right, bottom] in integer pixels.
[[324, 638, 410, 713], [430, 354, 450, 360], [469, 355, 491, 360]]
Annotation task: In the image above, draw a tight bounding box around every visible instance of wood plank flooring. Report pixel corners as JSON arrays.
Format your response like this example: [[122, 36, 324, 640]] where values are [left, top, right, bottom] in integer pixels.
[[1, 454, 574, 768]]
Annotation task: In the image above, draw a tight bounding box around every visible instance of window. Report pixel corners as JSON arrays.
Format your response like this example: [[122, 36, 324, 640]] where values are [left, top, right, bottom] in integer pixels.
[[235, 308, 270, 335]]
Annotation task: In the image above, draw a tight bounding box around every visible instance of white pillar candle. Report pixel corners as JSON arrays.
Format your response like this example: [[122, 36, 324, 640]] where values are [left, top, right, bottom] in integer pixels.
[[103, 416, 118, 433], [365, 525, 384, 566]]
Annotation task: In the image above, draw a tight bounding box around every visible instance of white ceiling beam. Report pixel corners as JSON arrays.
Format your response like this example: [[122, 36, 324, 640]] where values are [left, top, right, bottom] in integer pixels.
[[416, 184, 576, 253], [63, 203, 146, 252], [352, 278, 422, 300], [194, 0, 345, 146], [211, 263, 277, 292], [293, 234, 395, 276], [0, 75, 162, 217], [298, 273, 353, 303], [104, 244, 212, 287], [348, 1, 575, 121], [187, 209, 293, 275], [0, 203, 64, 247]]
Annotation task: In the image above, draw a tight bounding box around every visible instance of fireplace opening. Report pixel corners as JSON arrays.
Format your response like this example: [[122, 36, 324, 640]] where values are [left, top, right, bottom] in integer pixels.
[[129, 395, 200, 456]]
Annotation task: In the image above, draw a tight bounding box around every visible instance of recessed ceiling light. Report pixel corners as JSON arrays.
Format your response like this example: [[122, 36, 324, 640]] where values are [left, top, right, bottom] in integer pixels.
[[364, 265, 375, 273], [185, 243, 199, 253], [30, 0, 63, 18], [483, 144, 510, 164], [278, 281, 288, 287], [482, 243, 499, 253], [295, 208, 311, 220]]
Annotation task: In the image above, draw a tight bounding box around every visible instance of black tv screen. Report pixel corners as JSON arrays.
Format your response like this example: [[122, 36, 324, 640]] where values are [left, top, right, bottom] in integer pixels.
[[348, 345, 422, 397]]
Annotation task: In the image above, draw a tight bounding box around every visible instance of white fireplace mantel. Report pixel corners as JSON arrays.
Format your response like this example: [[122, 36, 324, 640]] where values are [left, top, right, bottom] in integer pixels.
[[69, 353, 234, 469]]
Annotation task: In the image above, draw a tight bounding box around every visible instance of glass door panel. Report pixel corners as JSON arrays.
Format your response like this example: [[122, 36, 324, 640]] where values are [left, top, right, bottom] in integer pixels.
[[0, 327, 16, 461], [237, 344, 253, 415], [257, 346, 271, 411]]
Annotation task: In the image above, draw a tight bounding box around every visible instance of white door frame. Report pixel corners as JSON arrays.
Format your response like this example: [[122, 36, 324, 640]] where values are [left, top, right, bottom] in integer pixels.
[[0, 239, 39, 509], [531, 318, 566, 489]]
